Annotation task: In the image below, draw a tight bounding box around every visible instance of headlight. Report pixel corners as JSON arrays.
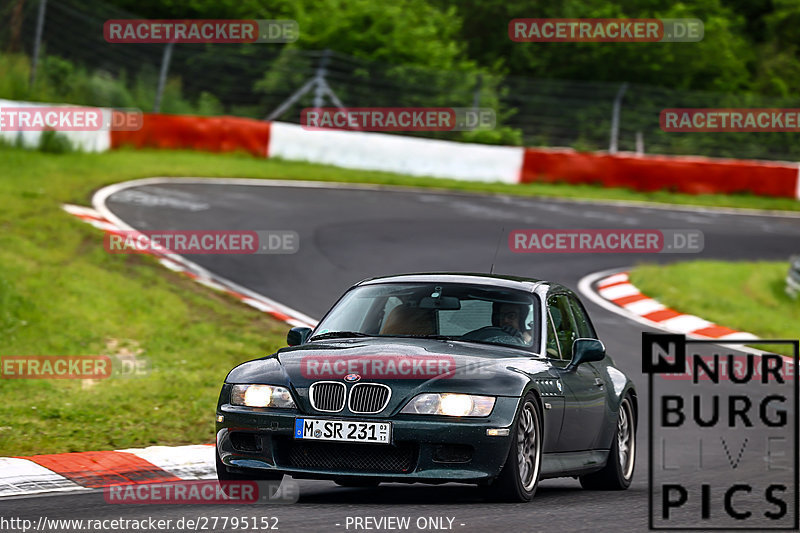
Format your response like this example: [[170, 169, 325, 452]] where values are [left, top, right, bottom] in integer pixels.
[[400, 393, 495, 417], [230, 384, 296, 408]]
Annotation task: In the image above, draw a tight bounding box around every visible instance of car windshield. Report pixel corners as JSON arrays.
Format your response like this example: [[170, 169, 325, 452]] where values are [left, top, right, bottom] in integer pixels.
[[311, 282, 540, 350]]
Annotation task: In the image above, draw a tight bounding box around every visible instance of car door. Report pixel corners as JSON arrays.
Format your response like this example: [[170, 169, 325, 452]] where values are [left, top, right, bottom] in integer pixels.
[[547, 293, 607, 452], [566, 293, 614, 449]]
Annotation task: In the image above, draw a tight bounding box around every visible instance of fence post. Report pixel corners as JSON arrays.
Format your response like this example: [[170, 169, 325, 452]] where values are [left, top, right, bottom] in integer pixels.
[[266, 48, 348, 121], [153, 42, 175, 113], [313, 49, 332, 109], [635, 131, 644, 155], [473, 74, 482, 109], [29, 0, 47, 88], [609, 82, 628, 154]]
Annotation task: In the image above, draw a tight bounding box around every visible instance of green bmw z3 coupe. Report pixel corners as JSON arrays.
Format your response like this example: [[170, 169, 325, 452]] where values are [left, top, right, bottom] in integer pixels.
[[215, 273, 637, 502]]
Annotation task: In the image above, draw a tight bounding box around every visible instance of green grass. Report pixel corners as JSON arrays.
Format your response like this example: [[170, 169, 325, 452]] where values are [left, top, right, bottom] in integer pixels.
[[1, 145, 799, 456], [629, 261, 800, 354]]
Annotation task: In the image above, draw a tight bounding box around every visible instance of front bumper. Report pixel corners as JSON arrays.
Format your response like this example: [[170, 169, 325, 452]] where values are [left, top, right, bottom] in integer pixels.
[[216, 396, 519, 484]]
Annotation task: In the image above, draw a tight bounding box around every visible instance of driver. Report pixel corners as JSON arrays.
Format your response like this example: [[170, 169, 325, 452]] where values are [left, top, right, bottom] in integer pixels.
[[492, 302, 533, 344]]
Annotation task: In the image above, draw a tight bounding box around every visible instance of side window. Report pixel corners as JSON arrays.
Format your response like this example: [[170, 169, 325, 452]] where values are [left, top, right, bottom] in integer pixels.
[[568, 296, 596, 339], [547, 295, 579, 358]]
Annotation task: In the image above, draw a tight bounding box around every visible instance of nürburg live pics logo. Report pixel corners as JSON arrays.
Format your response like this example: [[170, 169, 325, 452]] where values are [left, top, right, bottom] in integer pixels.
[[643, 333, 798, 530]]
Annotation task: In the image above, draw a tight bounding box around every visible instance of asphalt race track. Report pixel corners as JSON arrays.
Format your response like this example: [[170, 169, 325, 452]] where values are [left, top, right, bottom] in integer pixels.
[[5, 180, 800, 532]]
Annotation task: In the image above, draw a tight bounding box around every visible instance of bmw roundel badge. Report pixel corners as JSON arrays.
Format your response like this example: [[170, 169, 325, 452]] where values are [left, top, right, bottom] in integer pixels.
[[344, 373, 361, 382]]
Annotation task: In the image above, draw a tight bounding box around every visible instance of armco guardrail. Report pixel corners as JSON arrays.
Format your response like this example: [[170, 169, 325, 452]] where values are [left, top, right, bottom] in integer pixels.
[[110, 113, 270, 158], [0, 99, 112, 152], [266, 122, 523, 183], [520, 147, 800, 198], [109, 112, 800, 198], [5, 103, 800, 199]]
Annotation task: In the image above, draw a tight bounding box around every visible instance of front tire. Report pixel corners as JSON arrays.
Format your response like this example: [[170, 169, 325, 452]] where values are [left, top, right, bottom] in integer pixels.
[[580, 394, 636, 490], [483, 393, 543, 502]]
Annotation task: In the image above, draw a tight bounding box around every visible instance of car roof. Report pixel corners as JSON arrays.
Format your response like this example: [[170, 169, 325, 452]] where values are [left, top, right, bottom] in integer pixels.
[[355, 272, 565, 293]]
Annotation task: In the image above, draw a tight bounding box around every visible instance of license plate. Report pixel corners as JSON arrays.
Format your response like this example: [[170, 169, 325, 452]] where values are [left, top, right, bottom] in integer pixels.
[[294, 418, 391, 444]]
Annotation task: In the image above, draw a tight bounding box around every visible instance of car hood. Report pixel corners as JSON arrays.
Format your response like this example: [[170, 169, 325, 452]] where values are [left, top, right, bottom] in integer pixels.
[[226, 338, 553, 413]]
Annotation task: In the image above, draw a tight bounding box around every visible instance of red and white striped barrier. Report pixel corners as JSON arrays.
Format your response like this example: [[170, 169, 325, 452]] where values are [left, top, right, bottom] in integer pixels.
[[112, 113, 800, 198], [0, 99, 112, 152], [3, 96, 798, 198]]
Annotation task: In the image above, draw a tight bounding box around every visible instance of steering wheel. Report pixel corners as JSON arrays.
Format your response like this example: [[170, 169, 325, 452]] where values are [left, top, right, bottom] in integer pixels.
[[461, 326, 526, 346]]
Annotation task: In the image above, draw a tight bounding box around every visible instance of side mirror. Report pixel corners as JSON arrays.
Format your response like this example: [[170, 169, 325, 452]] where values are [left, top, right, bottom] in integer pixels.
[[287, 327, 312, 346], [567, 338, 605, 371]]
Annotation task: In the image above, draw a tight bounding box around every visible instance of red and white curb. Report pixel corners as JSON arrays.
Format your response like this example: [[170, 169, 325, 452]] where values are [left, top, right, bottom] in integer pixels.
[[578, 268, 757, 341], [0, 444, 215, 498], [62, 203, 317, 329]]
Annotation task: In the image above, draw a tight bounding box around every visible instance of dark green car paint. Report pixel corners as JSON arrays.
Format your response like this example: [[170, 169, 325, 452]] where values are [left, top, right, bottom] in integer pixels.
[[215, 273, 637, 484]]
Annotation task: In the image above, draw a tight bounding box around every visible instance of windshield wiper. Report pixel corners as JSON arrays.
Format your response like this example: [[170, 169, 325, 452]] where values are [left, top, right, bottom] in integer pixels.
[[309, 331, 372, 341]]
